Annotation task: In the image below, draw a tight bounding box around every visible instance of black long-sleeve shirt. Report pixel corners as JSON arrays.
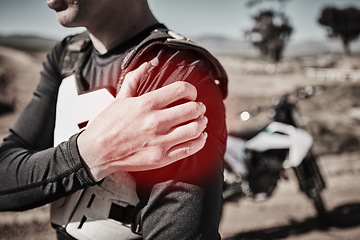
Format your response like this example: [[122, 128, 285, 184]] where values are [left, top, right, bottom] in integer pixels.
[[0, 25, 227, 239]]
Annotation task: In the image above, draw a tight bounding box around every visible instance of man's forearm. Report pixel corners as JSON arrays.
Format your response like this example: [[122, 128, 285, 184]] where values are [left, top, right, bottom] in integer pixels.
[[0, 133, 96, 211]]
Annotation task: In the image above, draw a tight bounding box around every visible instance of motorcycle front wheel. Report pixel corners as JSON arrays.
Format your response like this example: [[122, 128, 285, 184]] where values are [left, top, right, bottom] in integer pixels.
[[293, 153, 327, 221]]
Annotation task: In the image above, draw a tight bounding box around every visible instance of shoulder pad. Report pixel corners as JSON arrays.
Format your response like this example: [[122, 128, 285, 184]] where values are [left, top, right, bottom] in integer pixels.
[[121, 28, 228, 99], [164, 35, 228, 99]]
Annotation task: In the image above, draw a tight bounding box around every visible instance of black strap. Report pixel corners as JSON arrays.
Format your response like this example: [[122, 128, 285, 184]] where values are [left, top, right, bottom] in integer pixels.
[[60, 31, 92, 78], [120, 28, 171, 70]]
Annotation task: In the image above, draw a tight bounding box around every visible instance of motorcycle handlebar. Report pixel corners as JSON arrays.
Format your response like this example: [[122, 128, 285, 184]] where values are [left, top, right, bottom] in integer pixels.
[[240, 85, 324, 121], [295, 85, 324, 100]]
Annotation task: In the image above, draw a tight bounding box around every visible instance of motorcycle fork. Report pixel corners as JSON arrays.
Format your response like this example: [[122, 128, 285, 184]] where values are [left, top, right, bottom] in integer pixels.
[[294, 152, 326, 196]]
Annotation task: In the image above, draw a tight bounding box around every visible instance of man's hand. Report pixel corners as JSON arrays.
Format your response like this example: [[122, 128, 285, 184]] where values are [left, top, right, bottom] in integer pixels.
[[77, 63, 208, 181]]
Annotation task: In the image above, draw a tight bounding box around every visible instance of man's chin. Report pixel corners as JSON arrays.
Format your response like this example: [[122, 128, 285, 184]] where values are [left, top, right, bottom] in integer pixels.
[[56, 15, 77, 28], [47, 0, 67, 12]]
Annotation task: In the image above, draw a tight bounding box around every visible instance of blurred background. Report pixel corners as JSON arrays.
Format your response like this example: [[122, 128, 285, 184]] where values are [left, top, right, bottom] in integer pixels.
[[0, 0, 360, 239]]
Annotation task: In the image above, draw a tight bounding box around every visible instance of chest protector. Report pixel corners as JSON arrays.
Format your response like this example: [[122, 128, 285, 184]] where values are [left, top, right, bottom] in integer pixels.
[[51, 28, 228, 240]]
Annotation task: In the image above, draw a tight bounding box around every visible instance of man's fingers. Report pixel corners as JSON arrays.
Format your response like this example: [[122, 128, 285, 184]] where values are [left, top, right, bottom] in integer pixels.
[[117, 62, 149, 99], [140, 81, 198, 109], [158, 101, 206, 130], [161, 115, 208, 148], [117, 64, 198, 111], [166, 132, 208, 161]]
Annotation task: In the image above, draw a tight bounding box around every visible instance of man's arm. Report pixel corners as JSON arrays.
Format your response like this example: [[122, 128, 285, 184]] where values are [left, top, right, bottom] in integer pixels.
[[0, 40, 90, 211]]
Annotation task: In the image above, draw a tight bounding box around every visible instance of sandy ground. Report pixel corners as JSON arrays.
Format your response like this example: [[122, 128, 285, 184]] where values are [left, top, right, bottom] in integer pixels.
[[0, 46, 360, 239], [219, 54, 360, 239]]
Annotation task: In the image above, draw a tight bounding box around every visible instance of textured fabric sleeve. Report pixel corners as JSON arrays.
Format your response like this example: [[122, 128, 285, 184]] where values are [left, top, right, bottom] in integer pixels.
[[131, 45, 227, 240], [0, 39, 96, 211]]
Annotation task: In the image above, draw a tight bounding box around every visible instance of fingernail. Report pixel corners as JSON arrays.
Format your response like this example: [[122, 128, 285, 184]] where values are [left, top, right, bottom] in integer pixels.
[[202, 132, 208, 139], [149, 58, 159, 67], [199, 102, 206, 113], [203, 116, 208, 125]]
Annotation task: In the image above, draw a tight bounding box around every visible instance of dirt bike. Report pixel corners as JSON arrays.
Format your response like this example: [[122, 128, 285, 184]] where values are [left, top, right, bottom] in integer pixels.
[[223, 85, 328, 220]]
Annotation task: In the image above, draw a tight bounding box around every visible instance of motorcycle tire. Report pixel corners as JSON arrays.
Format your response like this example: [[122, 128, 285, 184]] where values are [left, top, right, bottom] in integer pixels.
[[293, 154, 327, 221]]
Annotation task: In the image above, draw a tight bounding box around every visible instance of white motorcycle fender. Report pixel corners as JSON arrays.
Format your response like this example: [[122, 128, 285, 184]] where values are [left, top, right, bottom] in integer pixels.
[[245, 122, 313, 167]]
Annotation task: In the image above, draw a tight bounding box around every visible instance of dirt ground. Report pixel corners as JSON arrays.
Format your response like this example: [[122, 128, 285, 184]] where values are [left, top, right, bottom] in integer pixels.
[[0, 46, 360, 240]]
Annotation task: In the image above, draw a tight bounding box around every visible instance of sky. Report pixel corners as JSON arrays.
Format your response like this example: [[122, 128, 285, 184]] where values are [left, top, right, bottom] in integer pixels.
[[0, 0, 360, 43]]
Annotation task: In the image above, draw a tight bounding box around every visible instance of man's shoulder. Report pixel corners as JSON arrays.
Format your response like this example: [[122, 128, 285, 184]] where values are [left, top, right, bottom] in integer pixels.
[[126, 29, 228, 99]]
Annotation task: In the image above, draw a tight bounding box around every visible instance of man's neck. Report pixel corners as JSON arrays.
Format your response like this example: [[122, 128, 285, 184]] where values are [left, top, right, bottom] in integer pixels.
[[87, 10, 158, 54]]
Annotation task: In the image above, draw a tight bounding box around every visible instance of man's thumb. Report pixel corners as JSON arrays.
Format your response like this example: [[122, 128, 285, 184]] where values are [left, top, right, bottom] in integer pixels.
[[117, 62, 149, 99]]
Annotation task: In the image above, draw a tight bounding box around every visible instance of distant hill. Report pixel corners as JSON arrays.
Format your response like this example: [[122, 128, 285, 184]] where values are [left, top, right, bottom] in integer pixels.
[[193, 35, 360, 58], [0, 35, 57, 52]]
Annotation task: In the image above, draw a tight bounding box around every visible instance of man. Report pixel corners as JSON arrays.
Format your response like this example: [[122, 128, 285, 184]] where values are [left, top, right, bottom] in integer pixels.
[[0, 0, 227, 239]]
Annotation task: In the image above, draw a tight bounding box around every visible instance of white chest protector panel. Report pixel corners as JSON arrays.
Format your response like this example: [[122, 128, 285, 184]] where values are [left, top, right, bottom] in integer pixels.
[[51, 75, 140, 239]]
